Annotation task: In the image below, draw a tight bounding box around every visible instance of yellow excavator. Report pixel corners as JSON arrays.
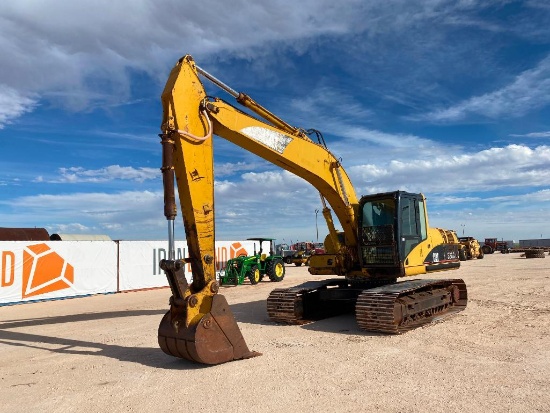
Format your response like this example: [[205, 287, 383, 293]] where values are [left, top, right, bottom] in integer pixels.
[[157, 55, 467, 365]]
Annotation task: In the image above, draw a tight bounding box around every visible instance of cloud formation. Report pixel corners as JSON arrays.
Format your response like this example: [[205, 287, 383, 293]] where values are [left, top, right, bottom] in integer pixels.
[[50, 165, 159, 183], [417, 55, 550, 122], [1, 1, 549, 243], [0, 85, 37, 128], [350, 144, 550, 194]]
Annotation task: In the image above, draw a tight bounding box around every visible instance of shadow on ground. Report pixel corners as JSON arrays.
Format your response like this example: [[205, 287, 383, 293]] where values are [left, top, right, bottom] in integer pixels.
[[0, 297, 382, 370], [0, 300, 274, 370]]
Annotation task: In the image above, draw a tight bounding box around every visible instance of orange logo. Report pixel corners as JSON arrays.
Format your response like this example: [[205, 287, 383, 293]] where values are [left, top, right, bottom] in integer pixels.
[[229, 242, 248, 258], [22, 244, 74, 298]]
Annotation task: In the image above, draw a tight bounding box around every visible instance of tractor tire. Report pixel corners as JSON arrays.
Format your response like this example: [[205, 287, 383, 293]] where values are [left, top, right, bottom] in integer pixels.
[[481, 245, 493, 255], [294, 262, 302, 266], [267, 259, 285, 282], [525, 249, 545, 259], [478, 250, 484, 259], [248, 265, 261, 285], [459, 248, 467, 261], [284, 256, 292, 264]]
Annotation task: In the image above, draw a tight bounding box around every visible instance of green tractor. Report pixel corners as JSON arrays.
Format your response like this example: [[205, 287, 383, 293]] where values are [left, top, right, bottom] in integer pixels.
[[219, 238, 285, 286]]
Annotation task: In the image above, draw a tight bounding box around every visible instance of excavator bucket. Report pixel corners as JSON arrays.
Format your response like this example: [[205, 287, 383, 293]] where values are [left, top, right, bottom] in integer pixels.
[[158, 294, 260, 365]]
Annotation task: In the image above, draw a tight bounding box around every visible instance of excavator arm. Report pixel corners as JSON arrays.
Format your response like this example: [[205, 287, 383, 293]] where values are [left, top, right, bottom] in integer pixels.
[[157, 55, 361, 365]]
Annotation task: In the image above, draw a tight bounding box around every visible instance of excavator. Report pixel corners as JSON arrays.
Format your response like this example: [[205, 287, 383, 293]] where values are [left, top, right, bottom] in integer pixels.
[[157, 55, 467, 365]]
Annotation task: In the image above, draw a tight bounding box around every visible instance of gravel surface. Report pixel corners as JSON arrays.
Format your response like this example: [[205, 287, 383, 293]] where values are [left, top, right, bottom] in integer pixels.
[[1, 253, 549, 413]]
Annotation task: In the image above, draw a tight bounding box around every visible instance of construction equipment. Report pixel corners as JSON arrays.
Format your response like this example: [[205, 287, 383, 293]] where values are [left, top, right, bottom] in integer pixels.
[[289, 250, 310, 266], [482, 238, 511, 254], [219, 238, 285, 285], [157, 55, 467, 365], [288, 242, 316, 266], [458, 236, 484, 260], [277, 241, 318, 265], [275, 243, 293, 263]]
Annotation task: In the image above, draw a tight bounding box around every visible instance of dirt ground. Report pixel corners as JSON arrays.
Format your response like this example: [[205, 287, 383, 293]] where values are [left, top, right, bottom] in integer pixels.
[[1, 253, 549, 413]]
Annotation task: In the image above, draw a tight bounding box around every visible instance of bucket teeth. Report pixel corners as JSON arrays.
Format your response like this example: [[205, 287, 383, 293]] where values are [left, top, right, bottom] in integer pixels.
[[158, 294, 260, 364]]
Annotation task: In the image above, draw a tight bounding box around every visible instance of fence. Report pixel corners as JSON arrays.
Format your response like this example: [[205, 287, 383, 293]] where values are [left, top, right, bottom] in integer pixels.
[[0, 240, 257, 305]]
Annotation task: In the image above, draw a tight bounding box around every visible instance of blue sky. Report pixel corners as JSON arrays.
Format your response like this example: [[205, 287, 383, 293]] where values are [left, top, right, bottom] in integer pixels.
[[1, 0, 549, 243]]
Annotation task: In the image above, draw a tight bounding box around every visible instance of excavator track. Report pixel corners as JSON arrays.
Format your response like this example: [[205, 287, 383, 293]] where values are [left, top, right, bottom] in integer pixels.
[[267, 288, 304, 324], [267, 280, 355, 324], [355, 279, 467, 334], [267, 279, 467, 333]]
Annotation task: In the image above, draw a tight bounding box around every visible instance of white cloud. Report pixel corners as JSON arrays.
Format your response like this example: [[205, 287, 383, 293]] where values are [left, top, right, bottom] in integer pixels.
[[417, 55, 550, 122], [1, 171, 319, 241], [0, 85, 37, 128], [289, 86, 374, 126], [215, 161, 267, 177], [4, 0, 543, 125], [4, 190, 165, 240], [0, 0, 371, 118], [349, 144, 550, 194], [510, 131, 550, 138], [1, 1, 549, 243], [3, 142, 550, 241], [47, 165, 159, 183]]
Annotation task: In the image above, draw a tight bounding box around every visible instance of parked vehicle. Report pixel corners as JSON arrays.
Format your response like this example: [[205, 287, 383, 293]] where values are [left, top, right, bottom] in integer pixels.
[[458, 236, 484, 260], [220, 238, 285, 285], [482, 238, 511, 254]]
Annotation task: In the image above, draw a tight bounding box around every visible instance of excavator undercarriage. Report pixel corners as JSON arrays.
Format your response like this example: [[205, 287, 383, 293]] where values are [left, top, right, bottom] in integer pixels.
[[268, 278, 467, 334]]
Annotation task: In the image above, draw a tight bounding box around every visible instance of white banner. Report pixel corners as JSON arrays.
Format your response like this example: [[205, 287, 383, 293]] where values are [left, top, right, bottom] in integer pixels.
[[0, 241, 117, 305], [118, 240, 258, 291]]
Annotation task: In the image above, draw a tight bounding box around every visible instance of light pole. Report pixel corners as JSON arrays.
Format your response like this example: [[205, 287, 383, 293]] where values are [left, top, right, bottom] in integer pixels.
[[460, 223, 465, 236], [315, 209, 319, 243]]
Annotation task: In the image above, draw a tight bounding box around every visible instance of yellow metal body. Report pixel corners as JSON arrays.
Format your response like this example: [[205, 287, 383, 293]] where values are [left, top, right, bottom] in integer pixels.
[[403, 226, 458, 276], [161, 55, 360, 297], [160, 57, 217, 332], [458, 236, 483, 259], [160, 55, 459, 324]]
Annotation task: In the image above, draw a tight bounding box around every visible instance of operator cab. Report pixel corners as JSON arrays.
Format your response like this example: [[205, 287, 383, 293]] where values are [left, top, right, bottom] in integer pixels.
[[358, 191, 427, 277], [247, 237, 275, 257]]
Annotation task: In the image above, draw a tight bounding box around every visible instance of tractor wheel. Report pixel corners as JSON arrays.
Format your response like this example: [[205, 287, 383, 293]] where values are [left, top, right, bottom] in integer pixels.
[[459, 248, 467, 261], [481, 245, 493, 254], [295, 262, 303, 266], [478, 250, 484, 259], [525, 249, 545, 259], [267, 259, 285, 282], [284, 256, 292, 264], [247, 265, 261, 285]]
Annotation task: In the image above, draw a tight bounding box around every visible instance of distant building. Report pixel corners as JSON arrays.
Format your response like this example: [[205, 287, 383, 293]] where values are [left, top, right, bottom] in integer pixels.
[[0, 227, 50, 241], [49, 233, 112, 241], [519, 239, 550, 248]]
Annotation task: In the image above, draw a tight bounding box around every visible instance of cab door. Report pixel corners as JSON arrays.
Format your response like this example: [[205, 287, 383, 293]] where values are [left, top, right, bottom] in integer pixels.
[[398, 194, 425, 261]]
